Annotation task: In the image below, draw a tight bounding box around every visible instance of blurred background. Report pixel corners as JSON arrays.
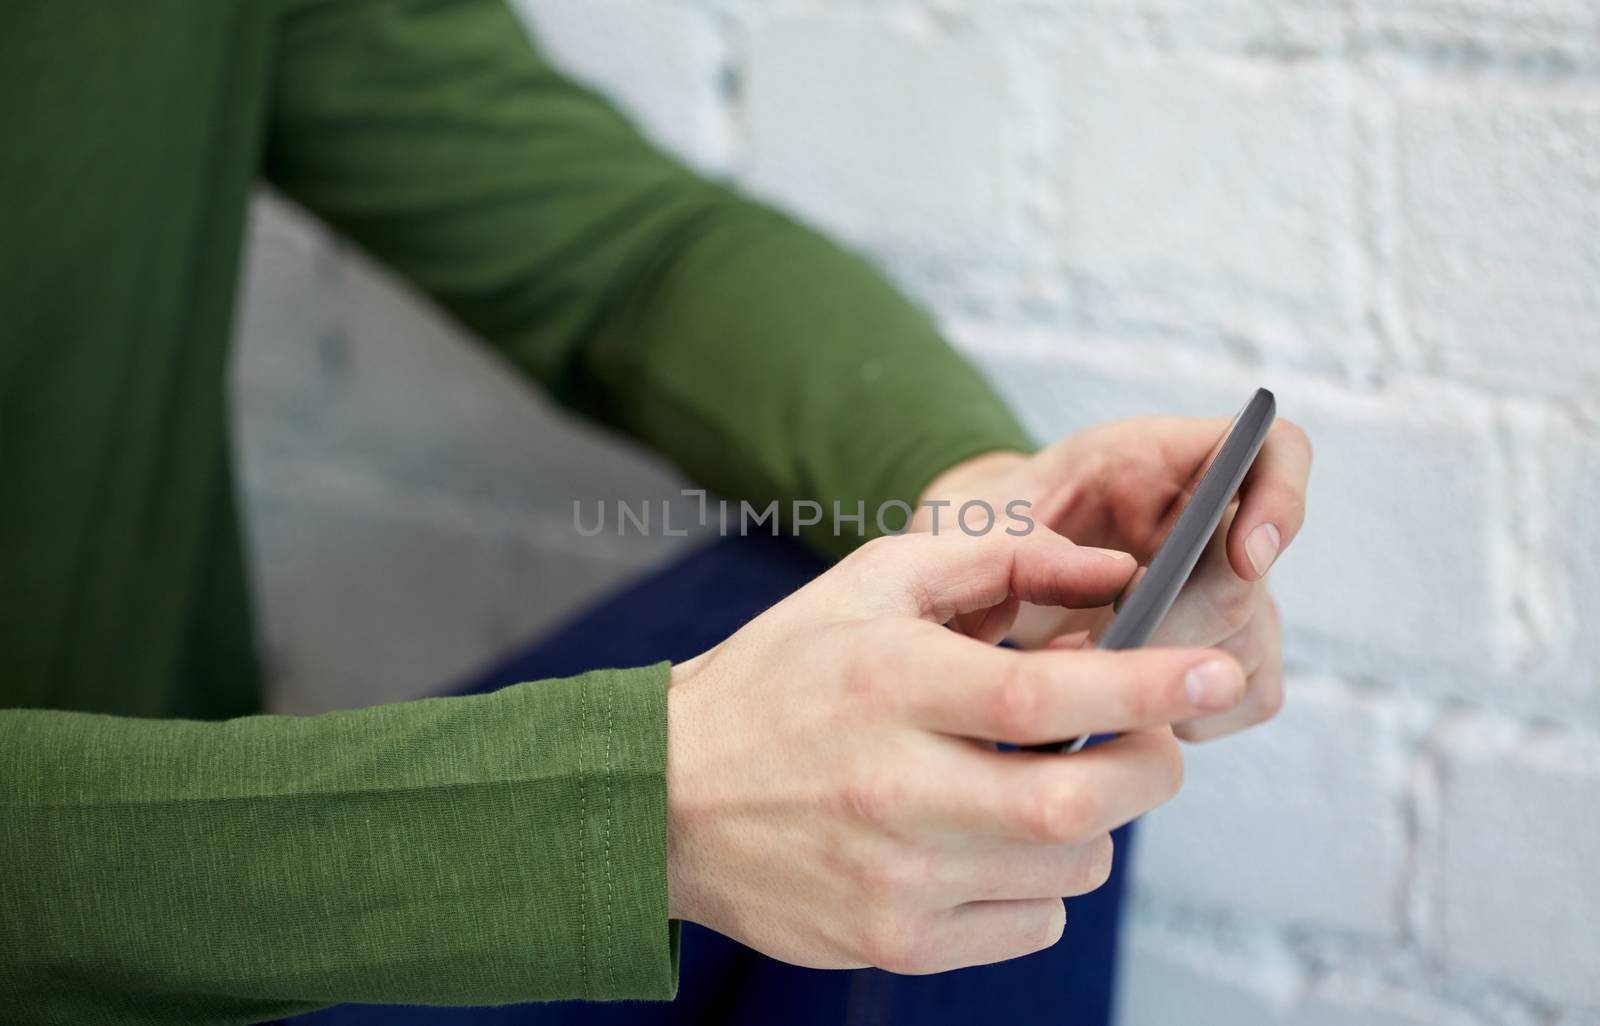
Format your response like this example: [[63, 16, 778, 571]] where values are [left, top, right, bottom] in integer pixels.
[[231, 2, 1600, 1024]]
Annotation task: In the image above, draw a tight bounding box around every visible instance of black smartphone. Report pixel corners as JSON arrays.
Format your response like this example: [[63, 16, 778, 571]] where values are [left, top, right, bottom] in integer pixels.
[[1030, 387, 1277, 754]]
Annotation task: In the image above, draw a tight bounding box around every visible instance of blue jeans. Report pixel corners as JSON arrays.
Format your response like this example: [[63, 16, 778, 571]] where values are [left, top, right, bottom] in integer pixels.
[[293, 533, 1132, 1026]]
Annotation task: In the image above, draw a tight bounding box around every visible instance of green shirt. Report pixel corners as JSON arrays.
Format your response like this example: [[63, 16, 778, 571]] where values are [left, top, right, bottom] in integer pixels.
[[0, 1, 1033, 1022]]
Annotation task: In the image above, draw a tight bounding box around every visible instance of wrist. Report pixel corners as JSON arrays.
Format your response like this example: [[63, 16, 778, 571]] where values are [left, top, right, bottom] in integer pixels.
[[665, 655, 710, 924]]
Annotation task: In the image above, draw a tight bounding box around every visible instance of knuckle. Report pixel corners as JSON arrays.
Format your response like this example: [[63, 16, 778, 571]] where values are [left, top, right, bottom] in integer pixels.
[[987, 664, 1039, 740], [1017, 789, 1063, 843], [1019, 785, 1096, 843], [844, 536, 918, 607], [851, 533, 905, 568], [1279, 418, 1313, 461], [841, 770, 907, 829], [1276, 490, 1308, 534]]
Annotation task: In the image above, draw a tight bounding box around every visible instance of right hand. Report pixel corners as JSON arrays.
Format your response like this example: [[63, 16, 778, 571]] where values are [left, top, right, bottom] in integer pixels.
[[664, 529, 1247, 975]]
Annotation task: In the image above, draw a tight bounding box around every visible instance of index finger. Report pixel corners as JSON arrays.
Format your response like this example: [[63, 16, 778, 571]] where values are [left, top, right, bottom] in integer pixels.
[[850, 529, 1136, 624], [897, 623, 1246, 745], [1225, 419, 1312, 581]]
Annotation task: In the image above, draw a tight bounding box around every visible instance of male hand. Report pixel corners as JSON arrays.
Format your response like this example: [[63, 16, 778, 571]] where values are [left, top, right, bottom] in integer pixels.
[[915, 416, 1311, 741], [665, 529, 1246, 973]]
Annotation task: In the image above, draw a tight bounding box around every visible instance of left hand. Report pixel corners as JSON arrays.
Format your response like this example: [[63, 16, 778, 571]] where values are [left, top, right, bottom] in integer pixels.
[[913, 416, 1312, 742]]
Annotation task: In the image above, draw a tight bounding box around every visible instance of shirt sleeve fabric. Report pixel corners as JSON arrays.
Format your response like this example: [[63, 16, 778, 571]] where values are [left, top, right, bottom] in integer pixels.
[[265, 0, 1036, 559], [2, 0, 1041, 1020], [0, 665, 678, 1025]]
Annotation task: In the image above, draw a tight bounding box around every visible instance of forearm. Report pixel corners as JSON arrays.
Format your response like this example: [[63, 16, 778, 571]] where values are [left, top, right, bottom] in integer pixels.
[[579, 196, 1037, 557], [266, 0, 1034, 560], [0, 667, 677, 1025]]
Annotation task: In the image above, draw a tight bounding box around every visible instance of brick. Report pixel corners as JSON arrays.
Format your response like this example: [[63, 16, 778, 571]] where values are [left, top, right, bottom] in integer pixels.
[[1434, 717, 1600, 1006], [1130, 676, 1410, 936], [1047, 54, 1365, 365], [1398, 85, 1600, 400], [1297, 972, 1506, 1026], [1363, 0, 1600, 25], [1117, 923, 1304, 1026], [1266, 378, 1503, 682], [1354, 0, 1600, 62], [1296, 994, 1489, 1026], [1054, 0, 1346, 55], [951, 328, 1505, 684], [949, 324, 1260, 431], [742, 11, 1028, 272], [1539, 417, 1600, 702], [1120, 922, 1508, 1026], [509, 0, 729, 169]]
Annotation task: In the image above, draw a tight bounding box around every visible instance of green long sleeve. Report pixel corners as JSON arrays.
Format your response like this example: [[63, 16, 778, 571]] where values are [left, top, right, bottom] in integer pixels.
[[1, 0, 1034, 1020], [1, 666, 677, 1024], [266, 0, 1034, 557]]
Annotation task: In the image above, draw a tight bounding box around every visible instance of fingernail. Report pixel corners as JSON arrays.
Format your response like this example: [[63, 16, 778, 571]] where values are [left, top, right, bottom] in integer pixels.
[[1245, 523, 1281, 578], [1083, 546, 1135, 565], [1185, 659, 1245, 711]]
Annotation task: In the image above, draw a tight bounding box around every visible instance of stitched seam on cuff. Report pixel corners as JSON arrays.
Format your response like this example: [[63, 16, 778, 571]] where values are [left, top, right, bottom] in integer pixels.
[[577, 678, 592, 995], [604, 673, 618, 994]]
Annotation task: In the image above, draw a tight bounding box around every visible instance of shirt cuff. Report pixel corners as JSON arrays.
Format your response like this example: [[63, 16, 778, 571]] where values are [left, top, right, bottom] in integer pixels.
[[567, 662, 680, 1001]]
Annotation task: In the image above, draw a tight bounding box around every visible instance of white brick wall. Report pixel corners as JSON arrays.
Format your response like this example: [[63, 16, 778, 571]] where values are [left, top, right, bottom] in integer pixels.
[[1129, 676, 1414, 938], [1546, 418, 1600, 696], [741, 9, 1034, 302], [1433, 717, 1600, 1007], [503, 0, 732, 170], [233, 0, 1600, 1020], [1049, 52, 1366, 365], [1398, 84, 1600, 400]]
